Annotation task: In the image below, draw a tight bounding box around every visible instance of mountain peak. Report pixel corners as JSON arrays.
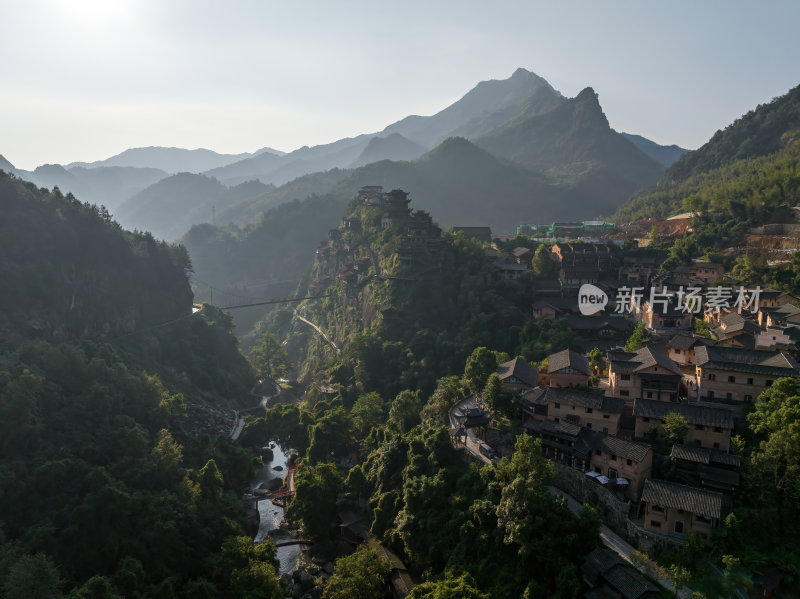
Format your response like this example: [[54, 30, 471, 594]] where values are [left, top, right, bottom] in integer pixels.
[[0, 154, 16, 173], [575, 86, 598, 102], [570, 87, 607, 127]]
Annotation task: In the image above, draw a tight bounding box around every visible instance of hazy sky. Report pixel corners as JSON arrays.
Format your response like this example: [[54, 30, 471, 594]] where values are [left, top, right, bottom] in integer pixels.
[[2, 0, 799, 170]]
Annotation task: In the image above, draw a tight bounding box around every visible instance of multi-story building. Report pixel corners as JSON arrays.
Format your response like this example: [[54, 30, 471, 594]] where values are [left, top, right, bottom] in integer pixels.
[[670, 444, 741, 493], [545, 348, 591, 387], [551, 242, 612, 271], [522, 420, 653, 498], [667, 335, 713, 369], [670, 260, 724, 285], [711, 312, 761, 346], [640, 479, 727, 540], [496, 357, 539, 393], [694, 345, 800, 406], [633, 398, 734, 451], [524, 386, 624, 435], [607, 347, 683, 402], [758, 302, 800, 329], [634, 293, 693, 332]]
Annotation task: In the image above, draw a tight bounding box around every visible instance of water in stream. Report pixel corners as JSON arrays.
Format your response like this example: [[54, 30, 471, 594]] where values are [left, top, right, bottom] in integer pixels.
[[251, 443, 302, 575]]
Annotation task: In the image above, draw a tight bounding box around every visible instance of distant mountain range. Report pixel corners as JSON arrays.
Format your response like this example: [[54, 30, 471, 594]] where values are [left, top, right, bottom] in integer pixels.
[[2, 68, 688, 240], [114, 174, 272, 241], [213, 76, 674, 234], [66, 145, 286, 173], [619, 133, 688, 167]]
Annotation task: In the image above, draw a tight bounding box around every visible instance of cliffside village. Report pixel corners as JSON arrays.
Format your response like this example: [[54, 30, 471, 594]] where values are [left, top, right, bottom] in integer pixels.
[[315, 187, 799, 598]]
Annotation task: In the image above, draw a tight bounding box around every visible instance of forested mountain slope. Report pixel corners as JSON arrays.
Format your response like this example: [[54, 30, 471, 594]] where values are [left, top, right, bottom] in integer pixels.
[[615, 82, 800, 222], [0, 172, 282, 597]]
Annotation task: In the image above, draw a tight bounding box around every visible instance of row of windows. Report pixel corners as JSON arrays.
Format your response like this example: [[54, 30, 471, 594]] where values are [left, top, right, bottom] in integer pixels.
[[640, 416, 723, 433], [705, 390, 753, 402], [706, 373, 772, 386], [553, 403, 611, 417]]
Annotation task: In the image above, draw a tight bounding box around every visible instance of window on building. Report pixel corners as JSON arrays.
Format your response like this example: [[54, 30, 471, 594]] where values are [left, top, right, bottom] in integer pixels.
[[627, 459, 633, 466], [554, 402, 560, 409], [603, 414, 610, 419], [595, 450, 602, 456], [695, 424, 704, 430], [695, 514, 712, 524], [714, 426, 722, 433], [694, 440, 702, 447], [586, 407, 593, 413], [745, 395, 752, 402], [603, 427, 609, 434], [747, 378, 754, 385], [726, 393, 733, 400], [713, 442, 720, 449], [650, 520, 662, 528], [651, 505, 664, 513], [620, 390, 630, 397], [586, 423, 592, 429], [646, 392, 653, 398], [728, 375, 736, 383], [767, 380, 773, 387], [708, 391, 715, 399], [674, 521, 684, 533], [621, 374, 631, 381], [643, 417, 650, 422], [708, 373, 716, 381], [611, 454, 617, 461]]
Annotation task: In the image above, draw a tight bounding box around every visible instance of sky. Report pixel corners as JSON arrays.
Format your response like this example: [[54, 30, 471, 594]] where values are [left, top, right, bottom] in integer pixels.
[[2, 0, 799, 170]]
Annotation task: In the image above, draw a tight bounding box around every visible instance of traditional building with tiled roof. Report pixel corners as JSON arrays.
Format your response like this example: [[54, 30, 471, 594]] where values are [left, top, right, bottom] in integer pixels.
[[524, 386, 624, 435], [546, 348, 591, 388], [694, 345, 800, 407], [522, 420, 653, 498], [670, 444, 741, 492], [640, 479, 727, 539], [633, 398, 733, 451], [496, 357, 539, 392], [607, 346, 683, 402], [582, 547, 662, 599], [562, 314, 631, 348], [667, 334, 714, 370], [634, 292, 693, 333], [758, 301, 800, 329]]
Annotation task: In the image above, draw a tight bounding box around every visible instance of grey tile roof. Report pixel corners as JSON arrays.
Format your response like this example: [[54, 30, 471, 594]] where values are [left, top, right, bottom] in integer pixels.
[[496, 357, 539, 387], [511, 246, 533, 258], [524, 418, 582, 438], [609, 346, 682, 376], [667, 334, 710, 351], [633, 398, 734, 429], [535, 387, 624, 414], [695, 345, 800, 376], [563, 314, 630, 332], [547, 349, 591, 375], [641, 478, 725, 519], [583, 430, 652, 462], [670, 444, 741, 468], [604, 565, 662, 599], [583, 547, 624, 579]]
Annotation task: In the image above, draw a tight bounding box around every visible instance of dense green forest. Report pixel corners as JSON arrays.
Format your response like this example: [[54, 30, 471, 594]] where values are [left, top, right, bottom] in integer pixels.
[[614, 82, 800, 223], [0, 172, 280, 597]]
